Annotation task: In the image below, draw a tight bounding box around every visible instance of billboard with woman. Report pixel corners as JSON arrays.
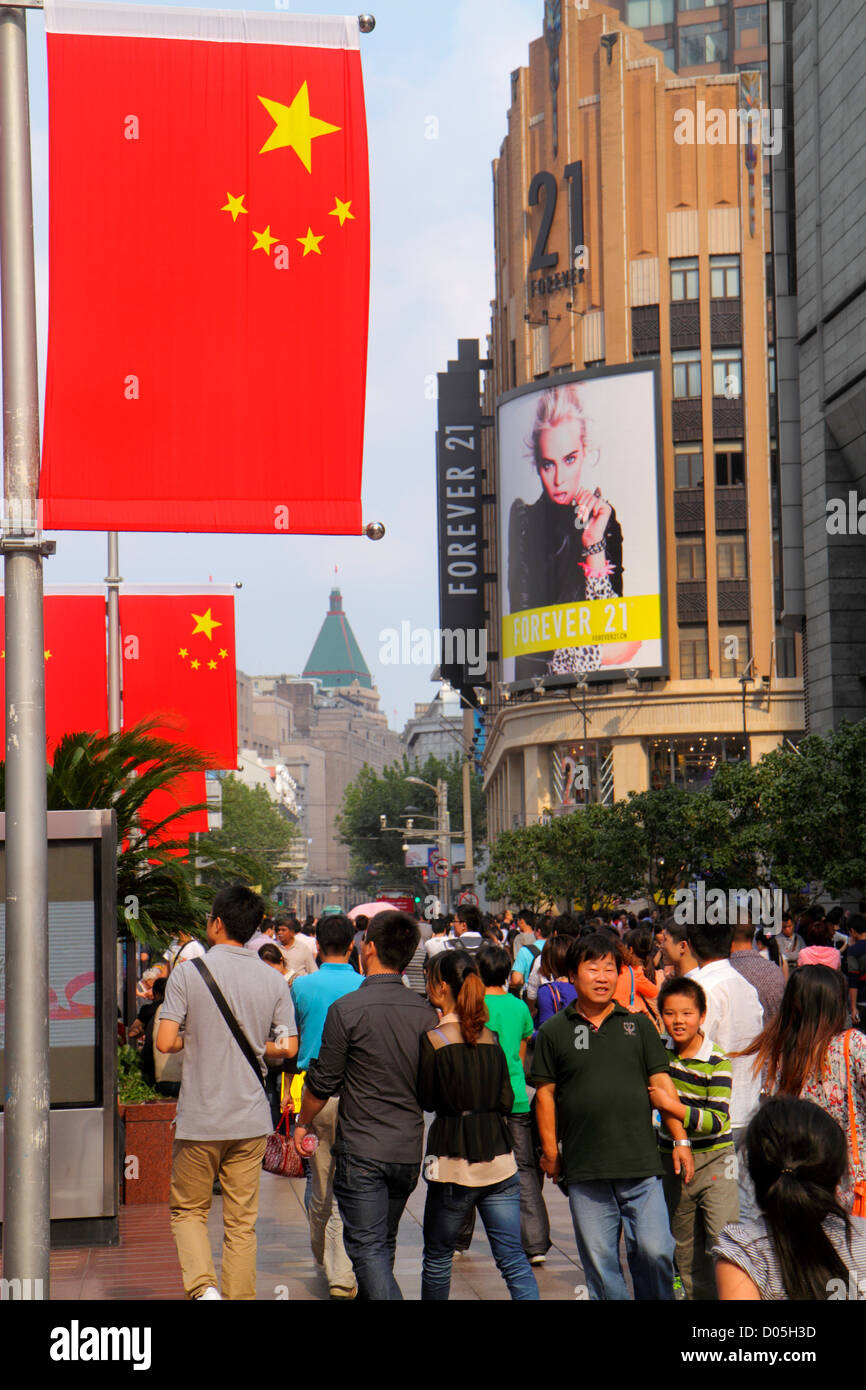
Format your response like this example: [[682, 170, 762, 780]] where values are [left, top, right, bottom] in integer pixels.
[[498, 364, 666, 684]]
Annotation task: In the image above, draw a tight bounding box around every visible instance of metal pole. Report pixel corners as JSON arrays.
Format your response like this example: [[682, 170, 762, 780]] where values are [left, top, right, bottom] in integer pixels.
[[461, 704, 474, 893], [436, 778, 450, 913], [106, 533, 121, 733], [0, 3, 53, 1297]]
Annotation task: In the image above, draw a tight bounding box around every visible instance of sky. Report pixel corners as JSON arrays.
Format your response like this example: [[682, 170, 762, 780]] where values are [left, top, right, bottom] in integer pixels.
[[21, 0, 544, 730]]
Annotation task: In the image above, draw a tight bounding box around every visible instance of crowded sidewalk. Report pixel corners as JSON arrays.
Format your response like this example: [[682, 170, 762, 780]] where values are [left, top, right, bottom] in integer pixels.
[[3, 1169, 588, 1301]]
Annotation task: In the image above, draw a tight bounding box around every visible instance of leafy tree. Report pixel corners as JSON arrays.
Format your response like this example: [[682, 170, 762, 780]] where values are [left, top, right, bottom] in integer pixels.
[[480, 824, 555, 910], [200, 775, 299, 898], [0, 724, 257, 946], [336, 753, 486, 892], [546, 802, 644, 911], [747, 723, 866, 897]]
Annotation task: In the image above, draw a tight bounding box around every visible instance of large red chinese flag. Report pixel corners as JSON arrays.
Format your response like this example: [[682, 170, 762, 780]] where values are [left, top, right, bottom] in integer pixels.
[[41, 2, 369, 534], [0, 594, 108, 752], [119, 592, 237, 768], [138, 772, 210, 842]]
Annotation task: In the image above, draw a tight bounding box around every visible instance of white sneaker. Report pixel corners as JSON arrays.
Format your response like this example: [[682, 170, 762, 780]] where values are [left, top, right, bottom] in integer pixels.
[[196, 1287, 222, 1300], [529, 1255, 547, 1266]]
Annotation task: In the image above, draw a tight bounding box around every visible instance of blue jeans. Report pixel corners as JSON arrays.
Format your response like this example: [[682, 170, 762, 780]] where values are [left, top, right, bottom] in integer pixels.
[[422, 1174, 540, 1301], [333, 1153, 419, 1300], [568, 1176, 675, 1300]]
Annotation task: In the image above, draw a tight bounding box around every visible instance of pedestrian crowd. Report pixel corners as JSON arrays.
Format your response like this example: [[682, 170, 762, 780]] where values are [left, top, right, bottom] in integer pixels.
[[134, 888, 866, 1301]]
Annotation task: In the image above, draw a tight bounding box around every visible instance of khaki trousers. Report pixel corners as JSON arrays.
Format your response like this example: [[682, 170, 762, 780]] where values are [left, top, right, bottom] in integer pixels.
[[170, 1135, 267, 1300], [308, 1095, 357, 1294], [661, 1145, 740, 1301]]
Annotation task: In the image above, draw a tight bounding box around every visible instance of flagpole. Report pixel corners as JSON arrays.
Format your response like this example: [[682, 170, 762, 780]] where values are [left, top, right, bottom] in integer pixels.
[[106, 533, 121, 733], [0, 2, 54, 1297]]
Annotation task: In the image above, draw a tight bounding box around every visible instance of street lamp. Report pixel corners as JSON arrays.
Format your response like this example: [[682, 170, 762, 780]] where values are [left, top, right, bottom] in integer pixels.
[[406, 775, 451, 911]]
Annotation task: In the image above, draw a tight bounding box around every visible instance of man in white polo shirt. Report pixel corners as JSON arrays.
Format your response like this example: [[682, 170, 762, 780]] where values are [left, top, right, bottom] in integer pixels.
[[157, 884, 297, 1300], [685, 920, 764, 1218]]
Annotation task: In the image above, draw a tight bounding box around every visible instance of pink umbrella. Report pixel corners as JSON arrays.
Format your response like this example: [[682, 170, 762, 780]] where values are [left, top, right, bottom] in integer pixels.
[[348, 901, 406, 920]]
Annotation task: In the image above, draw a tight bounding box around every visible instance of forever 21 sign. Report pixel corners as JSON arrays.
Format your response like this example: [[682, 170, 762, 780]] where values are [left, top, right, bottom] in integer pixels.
[[527, 161, 586, 300]]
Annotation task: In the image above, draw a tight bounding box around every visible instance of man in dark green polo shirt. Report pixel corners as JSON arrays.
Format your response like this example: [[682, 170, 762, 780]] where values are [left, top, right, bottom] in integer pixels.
[[532, 932, 693, 1300]]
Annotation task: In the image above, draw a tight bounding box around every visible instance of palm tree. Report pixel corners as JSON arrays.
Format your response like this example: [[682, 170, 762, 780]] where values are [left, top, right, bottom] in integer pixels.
[[0, 722, 257, 947]]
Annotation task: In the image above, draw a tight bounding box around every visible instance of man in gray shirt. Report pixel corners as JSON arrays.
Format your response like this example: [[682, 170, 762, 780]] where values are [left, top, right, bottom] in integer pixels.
[[157, 884, 297, 1300], [295, 910, 437, 1300]]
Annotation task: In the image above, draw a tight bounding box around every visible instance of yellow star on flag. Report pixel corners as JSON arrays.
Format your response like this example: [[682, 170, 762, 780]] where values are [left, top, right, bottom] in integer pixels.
[[297, 226, 324, 257], [329, 197, 355, 226], [208, 660, 218, 670], [44, 650, 52, 660], [191, 608, 222, 641], [221, 192, 248, 222], [190, 659, 201, 671], [258, 84, 340, 172], [252, 225, 279, 255], [219, 648, 228, 659], [178, 647, 189, 658]]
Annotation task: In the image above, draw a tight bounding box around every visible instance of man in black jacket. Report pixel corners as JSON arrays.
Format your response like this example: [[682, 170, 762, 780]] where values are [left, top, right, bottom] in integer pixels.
[[294, 910, 438, 1300]]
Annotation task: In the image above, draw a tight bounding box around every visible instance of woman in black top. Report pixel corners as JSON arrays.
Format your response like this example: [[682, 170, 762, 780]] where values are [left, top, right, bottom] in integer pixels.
[[419, 950, 539, 1300]]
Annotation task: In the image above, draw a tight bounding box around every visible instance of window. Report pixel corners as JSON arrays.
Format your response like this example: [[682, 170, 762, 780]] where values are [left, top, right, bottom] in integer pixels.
[[677, 537, 706, 581], [671, 257, 699, 301], [768, 345, 776, 395], [710, 255, 740, 299], [679, 21, 729, 66], [719, 625, 750, 678], [712, 347, 742, 398], [717, 535, 747, 580], [673, 349, 701, 398], [653, 44, 676, 69], [675, 445, 704, 489], [715, 444, 745, 487], [775, 624, 798, 679], [679, 0, 724, 9], [735, 4, 768, 47], [627, 0, 674, 23], [679, 627, 709, 680]]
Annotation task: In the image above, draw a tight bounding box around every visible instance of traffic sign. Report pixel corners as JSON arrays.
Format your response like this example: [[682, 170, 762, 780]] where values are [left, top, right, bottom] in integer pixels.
[[458, 890, 479, 908], [433, 856, 449, 876]]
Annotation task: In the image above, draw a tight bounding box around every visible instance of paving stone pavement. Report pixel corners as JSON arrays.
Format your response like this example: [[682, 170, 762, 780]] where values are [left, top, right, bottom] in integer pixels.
[[2, 1166, 587, 1301]]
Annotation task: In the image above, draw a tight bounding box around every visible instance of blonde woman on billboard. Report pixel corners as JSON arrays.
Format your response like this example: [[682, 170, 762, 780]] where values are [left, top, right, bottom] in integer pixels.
[[507, 383, 641, 680]]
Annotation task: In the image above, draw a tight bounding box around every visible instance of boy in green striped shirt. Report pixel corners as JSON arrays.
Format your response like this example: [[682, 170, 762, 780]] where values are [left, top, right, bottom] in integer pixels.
[[648, 976, 739, 1300]]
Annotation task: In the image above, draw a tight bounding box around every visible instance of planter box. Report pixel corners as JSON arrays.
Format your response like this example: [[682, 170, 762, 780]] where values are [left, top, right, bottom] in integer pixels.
[[119, 1101, 177, 1205]]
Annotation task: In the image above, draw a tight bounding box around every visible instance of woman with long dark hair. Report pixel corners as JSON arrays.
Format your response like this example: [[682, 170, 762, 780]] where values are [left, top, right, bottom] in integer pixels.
[[419, 949, 539, 1300], [535, 936, 577, 1026], [715, 1097, 866, 1299], [739, 965, 866, 1208]]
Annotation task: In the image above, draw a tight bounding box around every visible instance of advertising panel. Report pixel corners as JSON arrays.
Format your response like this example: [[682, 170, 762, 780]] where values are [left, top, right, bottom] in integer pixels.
[[498, 365, 666, 684]]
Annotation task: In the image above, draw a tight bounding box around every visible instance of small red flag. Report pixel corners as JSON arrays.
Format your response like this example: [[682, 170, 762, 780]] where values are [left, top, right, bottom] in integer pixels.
[[41, 2, 369, 534], [119, 591, 238, 768], [0, 593, 108, 751]]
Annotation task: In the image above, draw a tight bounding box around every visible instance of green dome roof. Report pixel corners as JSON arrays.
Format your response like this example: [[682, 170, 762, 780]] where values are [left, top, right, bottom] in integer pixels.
[[302, 588, 373, 690]]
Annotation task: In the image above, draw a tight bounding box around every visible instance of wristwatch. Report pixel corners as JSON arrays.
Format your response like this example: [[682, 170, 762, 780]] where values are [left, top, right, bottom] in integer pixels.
[[673, 1139, 692, 1148]]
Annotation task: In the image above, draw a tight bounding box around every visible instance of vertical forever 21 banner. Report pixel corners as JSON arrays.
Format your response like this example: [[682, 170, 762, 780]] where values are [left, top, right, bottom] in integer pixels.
[[436, 341, 487, 691]]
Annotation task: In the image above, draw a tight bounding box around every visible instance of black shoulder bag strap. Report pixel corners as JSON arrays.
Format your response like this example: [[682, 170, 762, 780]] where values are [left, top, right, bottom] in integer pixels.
[[190, 957, 268, 1094]]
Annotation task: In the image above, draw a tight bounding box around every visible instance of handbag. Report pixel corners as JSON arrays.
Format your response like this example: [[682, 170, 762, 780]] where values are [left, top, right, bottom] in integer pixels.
[[262, 1078, 303, 1179], [843, 1029, 866, 1217]]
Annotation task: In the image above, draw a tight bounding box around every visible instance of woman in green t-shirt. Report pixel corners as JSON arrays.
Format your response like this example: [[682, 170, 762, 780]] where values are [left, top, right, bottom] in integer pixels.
[[477, 942, 552, 1265]]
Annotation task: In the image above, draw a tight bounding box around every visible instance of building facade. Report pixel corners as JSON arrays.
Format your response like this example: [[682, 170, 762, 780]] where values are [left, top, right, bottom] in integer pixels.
[[771, 0, 866, 733], [236, 588, 403, 907], [479, 1, 803, 839]]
